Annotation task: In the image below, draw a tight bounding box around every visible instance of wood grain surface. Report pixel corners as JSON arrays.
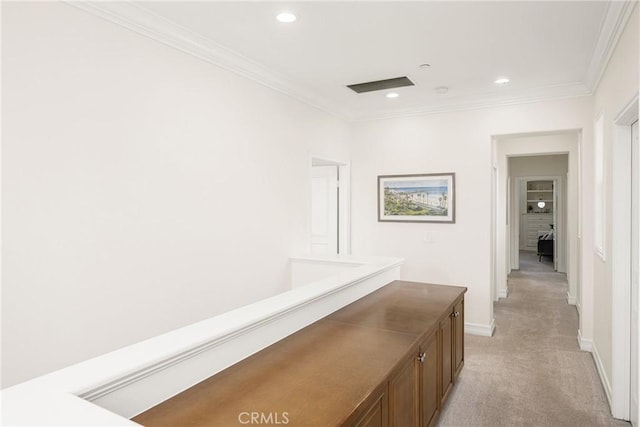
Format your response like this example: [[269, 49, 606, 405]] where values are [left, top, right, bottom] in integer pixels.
[[133, 280, 466, 427]]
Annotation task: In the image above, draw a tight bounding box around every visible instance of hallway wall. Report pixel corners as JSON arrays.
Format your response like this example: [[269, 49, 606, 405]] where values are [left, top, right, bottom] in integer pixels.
[[349, 97, 591, 334], [590, 2, 639, 403], [1, 2, 351, 387], [509, 155, 569, 177]]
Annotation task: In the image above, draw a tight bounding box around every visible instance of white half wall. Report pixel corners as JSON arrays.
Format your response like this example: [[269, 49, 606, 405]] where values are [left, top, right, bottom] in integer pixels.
[[2, 257, 403, 425], [1, 2, 351, 387]]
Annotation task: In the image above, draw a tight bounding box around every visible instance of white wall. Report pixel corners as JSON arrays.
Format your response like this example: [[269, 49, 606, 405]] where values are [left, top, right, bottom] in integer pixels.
[[350, 97, 592, 335], [509, 154, 569, 177], [1, 2, 350, 387], [591, 2, 639, 403]]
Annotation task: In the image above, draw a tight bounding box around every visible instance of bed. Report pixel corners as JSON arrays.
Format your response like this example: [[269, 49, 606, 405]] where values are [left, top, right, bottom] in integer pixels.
[[537, 230, 554, 262]]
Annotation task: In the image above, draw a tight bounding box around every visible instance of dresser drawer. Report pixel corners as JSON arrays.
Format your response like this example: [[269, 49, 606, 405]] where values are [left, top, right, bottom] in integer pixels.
[[526, 238, 539, 248], [526, 230, 541, 239], [527, 218, 552, 225]]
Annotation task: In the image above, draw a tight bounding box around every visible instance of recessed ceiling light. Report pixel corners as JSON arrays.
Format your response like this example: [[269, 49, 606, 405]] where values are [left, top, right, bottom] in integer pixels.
[[494, 77, 510, 85], [276, 12, 297, 23], [386, 92, 399, 98], [419, 63, 431, 69], [434, 86, 448, 94]]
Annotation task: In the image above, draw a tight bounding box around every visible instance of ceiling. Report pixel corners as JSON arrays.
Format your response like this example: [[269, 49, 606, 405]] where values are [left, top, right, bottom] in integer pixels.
[[76, 1, 633, 121]]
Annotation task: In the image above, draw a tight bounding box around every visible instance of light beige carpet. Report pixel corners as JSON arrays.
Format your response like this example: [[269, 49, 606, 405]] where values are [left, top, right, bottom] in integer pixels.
[[437, 251, 630, 427]]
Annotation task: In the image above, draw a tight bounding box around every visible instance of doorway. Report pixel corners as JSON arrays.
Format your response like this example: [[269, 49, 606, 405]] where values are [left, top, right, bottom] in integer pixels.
[[610, 94, 638, 422], [492, 132, 579, 307], [512, 172, 566, 273], [309, 157, 350, 255]]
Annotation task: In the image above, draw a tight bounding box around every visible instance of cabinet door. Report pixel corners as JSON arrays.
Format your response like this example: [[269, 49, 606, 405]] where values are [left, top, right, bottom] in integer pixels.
[[354, 391, 388, 427], [389, 352, 419, 427], [453, 299, 464, 378], [419, 330, 439, 427], [439, 315, 453, 403]]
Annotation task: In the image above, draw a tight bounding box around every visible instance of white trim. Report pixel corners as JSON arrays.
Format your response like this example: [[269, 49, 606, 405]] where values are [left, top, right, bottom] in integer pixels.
[[465, 320, 495, 337], [578, 134, 583, 240], [491, 164, 498, 303], [615, 94, 640, 125], [592, 341, 614, 410], [498, 287, 509, 299], [512, 175, 567, 273], [83, 258, 397, 403], [89, 263, 403, 416], [610, 93, 638, 420], [67, 1, 352, 121], [578, 329, 593, 351], [584, 1, 638, 92], [308, 156, 352, 256], [567, 293, 577, 305], [594, 113, 606, 261], [494, 133, 580, 312], [65, 1, 632, 122], [576, 296, 582, 316], [353, 82, 591, 122]]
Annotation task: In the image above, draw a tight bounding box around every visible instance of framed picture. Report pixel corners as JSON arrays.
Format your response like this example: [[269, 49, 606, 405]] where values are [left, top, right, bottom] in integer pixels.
[[378, 173, 455, 223]]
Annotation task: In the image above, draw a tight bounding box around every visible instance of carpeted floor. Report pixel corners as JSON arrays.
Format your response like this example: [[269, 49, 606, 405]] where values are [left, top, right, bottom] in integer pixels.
[[437, 251, 630, 427], [518, 249, 555, 272]]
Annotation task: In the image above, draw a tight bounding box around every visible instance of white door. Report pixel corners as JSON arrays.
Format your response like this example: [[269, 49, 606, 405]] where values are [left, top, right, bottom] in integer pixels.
[[310, 165, 338, 255], [631, 119, 639, 426]]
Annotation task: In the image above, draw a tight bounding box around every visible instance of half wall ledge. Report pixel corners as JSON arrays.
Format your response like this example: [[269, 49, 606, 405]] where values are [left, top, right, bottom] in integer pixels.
[[1, 255, 404, 426]]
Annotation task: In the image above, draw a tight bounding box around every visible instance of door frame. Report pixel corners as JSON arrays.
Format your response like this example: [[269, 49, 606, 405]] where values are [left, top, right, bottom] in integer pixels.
[[309, 156, 351, 255], [511, 174, 565, 273], [610, 93, 638, 420], [493, 132, 579, 307]]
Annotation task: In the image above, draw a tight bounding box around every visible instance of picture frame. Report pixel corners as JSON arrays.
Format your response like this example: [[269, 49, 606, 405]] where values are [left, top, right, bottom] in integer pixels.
[[378, 173, 455, 223]]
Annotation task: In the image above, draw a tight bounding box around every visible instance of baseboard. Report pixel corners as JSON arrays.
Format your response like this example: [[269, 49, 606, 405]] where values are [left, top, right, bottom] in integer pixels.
[[577, 329, 593, 351], [591, 342, 613, 409], [567, 292, 577, 305], [577, 331, 613, 408], [497, 287, 509, 299], [465, 319, 495, 337]]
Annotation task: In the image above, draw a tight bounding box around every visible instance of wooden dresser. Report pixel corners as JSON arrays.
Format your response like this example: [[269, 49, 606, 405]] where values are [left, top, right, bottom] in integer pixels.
[[133, 280, 466, 427]]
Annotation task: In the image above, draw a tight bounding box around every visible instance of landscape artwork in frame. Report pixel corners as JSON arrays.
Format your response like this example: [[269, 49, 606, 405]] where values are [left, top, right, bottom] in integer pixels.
[[378, 173, 455, 223]]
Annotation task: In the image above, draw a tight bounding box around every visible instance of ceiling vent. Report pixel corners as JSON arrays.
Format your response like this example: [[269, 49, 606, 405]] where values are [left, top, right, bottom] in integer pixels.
[[347, 76, 414, 93]]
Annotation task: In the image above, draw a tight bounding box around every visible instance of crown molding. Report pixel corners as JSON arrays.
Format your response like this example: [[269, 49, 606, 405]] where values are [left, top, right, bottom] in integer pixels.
[[67, 1, 610, 123], [66, 1, 354, 121], [584, 1, 637, 92], [351, 82, 592, 122]]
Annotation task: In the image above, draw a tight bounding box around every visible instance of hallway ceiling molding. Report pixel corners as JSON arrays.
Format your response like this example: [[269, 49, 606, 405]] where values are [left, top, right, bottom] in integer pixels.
[[70, 1, 631, 122], [584, 1, 638, 92], [68, 1, 352, 120]]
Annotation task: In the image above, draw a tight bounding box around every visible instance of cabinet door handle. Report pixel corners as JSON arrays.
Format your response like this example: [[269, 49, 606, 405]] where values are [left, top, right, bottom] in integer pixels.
[[452, 311, 460, 318], [417, 352, 426, 363]]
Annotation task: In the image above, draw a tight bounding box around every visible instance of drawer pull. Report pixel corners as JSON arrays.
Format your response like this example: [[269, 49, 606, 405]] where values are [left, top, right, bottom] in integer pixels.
[[417, 352, 426, 363]]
